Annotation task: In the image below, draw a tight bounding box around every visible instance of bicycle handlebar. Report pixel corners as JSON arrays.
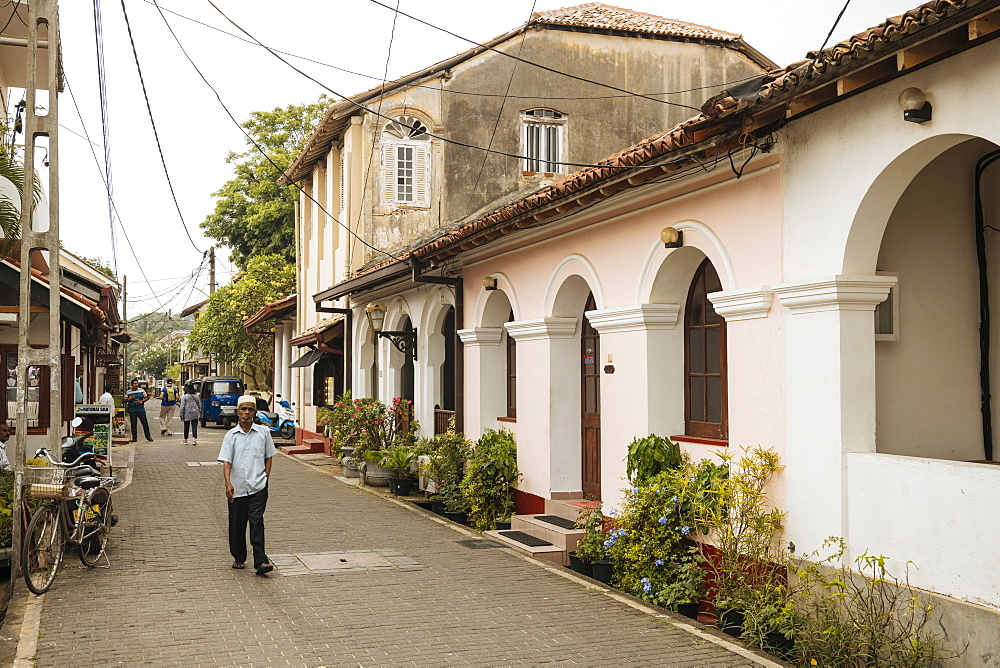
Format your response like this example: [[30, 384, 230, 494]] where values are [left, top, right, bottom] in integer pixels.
[[34, 448, 99, 468]]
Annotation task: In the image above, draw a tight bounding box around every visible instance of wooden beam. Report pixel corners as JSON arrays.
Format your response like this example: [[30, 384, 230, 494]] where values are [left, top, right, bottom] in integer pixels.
[[836, 58, 896, 96], [897, 27, 966, 70], [969, 10, 1000, 39], [0, 306, 46, 313]]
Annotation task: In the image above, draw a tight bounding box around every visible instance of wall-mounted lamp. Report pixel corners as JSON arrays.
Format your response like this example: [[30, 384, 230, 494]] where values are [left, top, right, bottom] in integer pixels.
[[898, 87, 932, 123], [482, 276, 498, 291], [365, 302, 387, 333], [660, 226, 683, 249], [366, 302, 418, 361]]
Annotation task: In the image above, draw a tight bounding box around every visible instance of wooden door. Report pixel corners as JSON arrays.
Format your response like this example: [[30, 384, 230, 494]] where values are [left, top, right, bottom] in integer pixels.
[[581, 294, 601, 500]]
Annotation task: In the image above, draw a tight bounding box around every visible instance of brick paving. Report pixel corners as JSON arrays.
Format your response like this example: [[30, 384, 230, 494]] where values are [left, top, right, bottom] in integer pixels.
[[27, 412, 765, 666]]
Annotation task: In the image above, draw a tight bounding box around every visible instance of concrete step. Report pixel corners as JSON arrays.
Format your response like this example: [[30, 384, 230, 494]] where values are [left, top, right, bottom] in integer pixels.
[[483, 530, 566, 566], [511, 514, 584, 552], [544, 498, 599, 523]]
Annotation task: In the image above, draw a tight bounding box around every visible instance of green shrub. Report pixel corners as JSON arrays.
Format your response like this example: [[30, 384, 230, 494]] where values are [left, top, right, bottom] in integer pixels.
[[574, 503, 609, 562], [419, 424, 471, 512], [461, 429, 519, 530], [626, 434, 682, 484]]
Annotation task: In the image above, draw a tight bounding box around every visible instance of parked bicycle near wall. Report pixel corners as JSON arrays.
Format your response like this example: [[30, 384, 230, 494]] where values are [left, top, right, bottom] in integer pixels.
[[21, 448, 118, 595]]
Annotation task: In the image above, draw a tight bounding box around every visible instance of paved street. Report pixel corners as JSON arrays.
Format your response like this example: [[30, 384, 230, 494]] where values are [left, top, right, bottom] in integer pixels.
[[13, 405, 772, 666]]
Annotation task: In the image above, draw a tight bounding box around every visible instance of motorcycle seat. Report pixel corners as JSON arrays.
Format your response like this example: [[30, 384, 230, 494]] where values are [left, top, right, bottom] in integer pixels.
[[260, 411, 279, 421], [73, 476, 102, 490]]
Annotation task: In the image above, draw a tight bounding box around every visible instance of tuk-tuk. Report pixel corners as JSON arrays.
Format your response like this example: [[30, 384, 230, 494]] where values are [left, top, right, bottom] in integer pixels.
[[198, 376, 245, 428]]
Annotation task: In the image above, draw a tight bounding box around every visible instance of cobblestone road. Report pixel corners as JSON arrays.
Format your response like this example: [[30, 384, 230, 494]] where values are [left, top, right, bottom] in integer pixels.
[[26, 411, 769, 666]]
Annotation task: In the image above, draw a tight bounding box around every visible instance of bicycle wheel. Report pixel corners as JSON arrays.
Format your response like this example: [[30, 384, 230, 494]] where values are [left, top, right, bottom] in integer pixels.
[[79, 487, 113, 567], [22, 504, 64, 595]]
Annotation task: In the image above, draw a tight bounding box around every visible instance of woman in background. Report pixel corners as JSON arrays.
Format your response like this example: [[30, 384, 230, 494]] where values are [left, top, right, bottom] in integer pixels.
[[178, 384, 201, 446]]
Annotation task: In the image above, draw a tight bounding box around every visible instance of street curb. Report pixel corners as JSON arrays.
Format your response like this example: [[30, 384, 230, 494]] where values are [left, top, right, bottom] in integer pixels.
[[277, 450, 784, 667]]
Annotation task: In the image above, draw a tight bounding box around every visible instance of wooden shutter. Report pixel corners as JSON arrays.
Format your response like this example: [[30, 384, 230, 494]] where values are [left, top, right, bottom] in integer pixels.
[[414, 142, 431, 208], [380, 142, 396, 204]]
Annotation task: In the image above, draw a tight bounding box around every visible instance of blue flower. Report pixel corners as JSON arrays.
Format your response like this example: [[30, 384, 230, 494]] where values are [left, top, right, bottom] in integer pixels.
[[671, 495, 679, 504], [632, 486, 640, 493], [608, 508, 618, 517], [658, 517, 668, 525], [603, 538, 615, 547], [655, 559, 665, 566], [641, 578, 653, 593], [680, 526, 691, 535]]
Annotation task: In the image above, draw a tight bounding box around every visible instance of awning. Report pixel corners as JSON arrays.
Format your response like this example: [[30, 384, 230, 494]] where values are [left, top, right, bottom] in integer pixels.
[[290, 313, 344, 347], [313, 260, 409, 303], [289, 348, 327, 368]]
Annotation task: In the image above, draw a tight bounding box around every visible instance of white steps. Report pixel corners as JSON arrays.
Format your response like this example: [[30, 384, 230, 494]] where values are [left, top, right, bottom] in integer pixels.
[[483, 530, 566, 565]]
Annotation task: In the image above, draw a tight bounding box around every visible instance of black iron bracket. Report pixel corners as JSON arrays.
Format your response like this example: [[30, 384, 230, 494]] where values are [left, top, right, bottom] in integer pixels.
[[378, 329, 418, 361]]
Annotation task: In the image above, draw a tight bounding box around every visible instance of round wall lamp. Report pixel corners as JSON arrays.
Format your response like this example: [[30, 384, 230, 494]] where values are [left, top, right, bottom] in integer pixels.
[[660, 226, 683, 249], [483, 276, 498, 291], [898, 87, 932, 123]]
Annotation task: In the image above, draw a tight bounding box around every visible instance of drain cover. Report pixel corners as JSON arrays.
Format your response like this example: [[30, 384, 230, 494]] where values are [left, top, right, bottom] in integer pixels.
[[534, 515, 578, 529], [499, 530, 553, 547], [456, 539, 505, 550], [269, 550, 422, 576]]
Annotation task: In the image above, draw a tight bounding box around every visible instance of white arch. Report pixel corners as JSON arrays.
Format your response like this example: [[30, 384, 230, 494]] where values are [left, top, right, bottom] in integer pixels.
[[634, 219, 736, 304], [542, 254, 605, 316], [473, 272, 521, 326]]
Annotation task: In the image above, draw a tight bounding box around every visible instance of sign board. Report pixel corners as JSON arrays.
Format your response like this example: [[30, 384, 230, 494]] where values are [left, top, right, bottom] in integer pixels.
[[74, 404, 112, 461]]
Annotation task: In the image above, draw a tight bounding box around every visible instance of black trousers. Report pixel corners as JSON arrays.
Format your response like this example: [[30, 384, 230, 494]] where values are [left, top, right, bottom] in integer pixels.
[[129, 411, 151, 441], [228, 485, 268, 567]]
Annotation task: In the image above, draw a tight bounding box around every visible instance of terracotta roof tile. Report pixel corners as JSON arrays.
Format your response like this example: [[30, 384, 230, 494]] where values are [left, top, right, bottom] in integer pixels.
[[534, 3, 739, 41]]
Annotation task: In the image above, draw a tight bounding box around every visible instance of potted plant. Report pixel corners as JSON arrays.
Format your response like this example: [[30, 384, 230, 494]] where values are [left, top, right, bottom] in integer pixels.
[[571, 504, 609, 580], [367, 445, 416, 496], [419, 426, 471, 521], [461, 429, 520, 531]]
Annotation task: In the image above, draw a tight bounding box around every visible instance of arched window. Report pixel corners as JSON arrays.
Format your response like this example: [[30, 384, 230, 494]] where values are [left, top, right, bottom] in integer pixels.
[[521, 108, 566, 174], [505, 309, 516, 419], [381, 116, 431, 207], [684, 259, 727, 440]]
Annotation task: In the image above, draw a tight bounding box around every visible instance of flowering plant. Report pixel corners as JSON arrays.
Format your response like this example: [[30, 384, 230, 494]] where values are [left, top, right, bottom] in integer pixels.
[[574, 503, 610, 562], [418, 421, 471, 512]]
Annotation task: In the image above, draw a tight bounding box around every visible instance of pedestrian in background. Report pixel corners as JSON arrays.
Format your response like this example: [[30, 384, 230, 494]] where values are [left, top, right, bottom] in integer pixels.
[[159, 379, 179, 436], [179, 383, 200, 446], [218, 395, 275, 575], [125, 379, 153, 443], [97, 384, 115, 407]]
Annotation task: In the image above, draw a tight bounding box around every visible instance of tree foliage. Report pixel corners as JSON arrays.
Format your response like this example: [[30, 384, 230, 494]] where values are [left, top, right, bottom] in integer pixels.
[[132, 340, 181, 378], [185, 254, 295, 383], [76, 254, 116, 280], [200, 95, 331, 267]]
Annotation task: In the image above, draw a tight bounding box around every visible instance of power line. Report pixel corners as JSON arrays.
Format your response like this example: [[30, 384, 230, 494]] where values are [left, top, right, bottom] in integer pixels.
[[119, 0, 202, 254], [204, 1, 649, 172], [466, 0, 537, 213], [151, 0, 408, 265], [367, 0, 702, 112], [141, 0, 763, 103], [92, 0, 117, 275]]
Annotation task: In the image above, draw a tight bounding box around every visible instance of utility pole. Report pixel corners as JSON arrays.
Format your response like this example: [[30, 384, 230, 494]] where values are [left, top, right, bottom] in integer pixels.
[[209, 245, 216, 295], [13, 0, 60, 584], [122, 275, 127, 387]]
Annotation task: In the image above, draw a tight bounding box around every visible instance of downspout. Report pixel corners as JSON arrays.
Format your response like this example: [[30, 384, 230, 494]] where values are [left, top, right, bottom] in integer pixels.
[[409, 254, 463, 433], [975, 148, 1000, 461]]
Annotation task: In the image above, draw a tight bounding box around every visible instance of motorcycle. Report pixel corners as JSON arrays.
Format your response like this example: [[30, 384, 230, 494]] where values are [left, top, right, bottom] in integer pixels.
[[255, 394, 297, 441]]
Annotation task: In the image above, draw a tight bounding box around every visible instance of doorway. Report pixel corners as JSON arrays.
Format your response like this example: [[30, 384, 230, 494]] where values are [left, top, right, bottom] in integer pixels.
[[581, 293, 601, 500]]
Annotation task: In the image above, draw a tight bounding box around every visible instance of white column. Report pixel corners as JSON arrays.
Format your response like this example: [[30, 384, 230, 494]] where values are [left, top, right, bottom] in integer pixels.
[[457, 327, 503, 440], [707, 286, 780, 450], [773, 275, 895, 555], [506, 317, 577, 499], [585, 305, 681, 509], [281, 324, 293, 401]]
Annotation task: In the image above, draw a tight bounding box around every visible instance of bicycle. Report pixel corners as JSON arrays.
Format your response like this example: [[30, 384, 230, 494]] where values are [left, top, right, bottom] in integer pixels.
[[21, 449, 117, 595]]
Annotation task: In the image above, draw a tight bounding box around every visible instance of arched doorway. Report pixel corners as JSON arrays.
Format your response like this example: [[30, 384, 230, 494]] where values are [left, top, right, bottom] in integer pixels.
[[581, 293, 601, 500], [399, 316, 414, 402]]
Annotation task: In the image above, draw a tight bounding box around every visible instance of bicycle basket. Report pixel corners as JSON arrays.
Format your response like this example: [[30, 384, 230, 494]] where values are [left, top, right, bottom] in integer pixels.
[[28, 483, 65, 499], [24, 466, 68, 486]]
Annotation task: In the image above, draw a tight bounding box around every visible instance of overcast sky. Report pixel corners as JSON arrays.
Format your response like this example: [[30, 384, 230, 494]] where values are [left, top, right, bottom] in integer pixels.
[[46, 0, 918, 316]]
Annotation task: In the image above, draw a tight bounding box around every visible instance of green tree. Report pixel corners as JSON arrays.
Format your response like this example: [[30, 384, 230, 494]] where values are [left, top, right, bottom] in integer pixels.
[[132, 340, 181, 378], [76, 254, 116, 280], [201, 95, 331, 267], [185, 254, 295, 384]]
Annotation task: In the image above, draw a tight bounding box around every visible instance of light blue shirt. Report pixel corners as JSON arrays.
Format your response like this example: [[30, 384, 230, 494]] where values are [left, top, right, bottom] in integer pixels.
[[217, 423, 276, 497]]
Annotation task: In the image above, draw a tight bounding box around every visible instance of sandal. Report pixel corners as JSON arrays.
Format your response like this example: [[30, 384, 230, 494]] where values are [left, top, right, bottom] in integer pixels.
[[255, 562, 274, 576], [231, 561, 245, 569]]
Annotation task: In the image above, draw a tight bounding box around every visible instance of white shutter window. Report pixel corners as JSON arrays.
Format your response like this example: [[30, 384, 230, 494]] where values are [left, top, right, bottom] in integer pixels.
[[381, 142, 396, 204], [413, 142, 431, 208]]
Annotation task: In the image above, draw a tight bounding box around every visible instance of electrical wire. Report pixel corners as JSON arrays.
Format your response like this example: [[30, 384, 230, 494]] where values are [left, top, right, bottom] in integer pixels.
[[204, 1, 649, 172], [465, 0, 537, 213], [141, 0, 764, 103], [92, 0, 118, 275], [367, 0, 702, 112], [151, 0, 408, 265], [119, 0, 202, 254]]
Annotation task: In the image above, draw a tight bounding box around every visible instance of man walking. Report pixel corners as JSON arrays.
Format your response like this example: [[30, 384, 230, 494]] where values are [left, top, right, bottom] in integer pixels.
[[159, 380, 179, 436], [218, 395, 275, 575], [125, 379, 153, 442], [97, 384, 115, 408]]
